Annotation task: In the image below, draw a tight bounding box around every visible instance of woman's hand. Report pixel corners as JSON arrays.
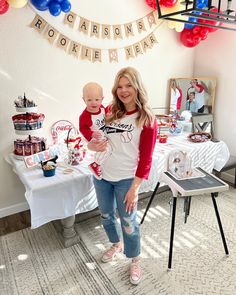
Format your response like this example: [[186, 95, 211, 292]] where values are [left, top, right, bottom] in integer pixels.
[[124, 177, 142, 214], [87, 139, 107, 152], [124, 187, 139, 214]]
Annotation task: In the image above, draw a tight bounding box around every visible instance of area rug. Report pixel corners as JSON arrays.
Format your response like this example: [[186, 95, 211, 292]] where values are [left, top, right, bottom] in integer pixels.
[[0, 188, 236, 295], [0, 223, 119, 295], [77, 188, 236, 295]]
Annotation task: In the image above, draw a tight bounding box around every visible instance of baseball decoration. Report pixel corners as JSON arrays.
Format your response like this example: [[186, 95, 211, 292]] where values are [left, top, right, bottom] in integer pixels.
[[120, 131, 133, 143]]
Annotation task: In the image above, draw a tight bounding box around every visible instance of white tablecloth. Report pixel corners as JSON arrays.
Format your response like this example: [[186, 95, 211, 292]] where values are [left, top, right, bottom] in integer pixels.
[[6, 154, 97, 229], [6, 133, 229, 229], [140, 134, 230, 193]]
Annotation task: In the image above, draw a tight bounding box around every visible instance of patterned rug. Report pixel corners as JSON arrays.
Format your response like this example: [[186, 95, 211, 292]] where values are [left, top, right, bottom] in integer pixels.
[[77, 188, 236, 295], [1, 188, 236, 295]]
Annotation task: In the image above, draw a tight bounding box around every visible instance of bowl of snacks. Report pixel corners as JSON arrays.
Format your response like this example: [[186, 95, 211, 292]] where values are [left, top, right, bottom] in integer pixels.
[[188, 132, 212, 143], [42, 162, 56, 177]]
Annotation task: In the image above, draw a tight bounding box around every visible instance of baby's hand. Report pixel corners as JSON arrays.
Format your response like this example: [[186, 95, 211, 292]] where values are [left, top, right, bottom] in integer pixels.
[[92, 131, 104, 140]]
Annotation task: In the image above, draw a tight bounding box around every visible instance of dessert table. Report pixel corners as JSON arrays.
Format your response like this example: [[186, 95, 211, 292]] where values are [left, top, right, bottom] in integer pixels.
[[6, 133, 230, 247]]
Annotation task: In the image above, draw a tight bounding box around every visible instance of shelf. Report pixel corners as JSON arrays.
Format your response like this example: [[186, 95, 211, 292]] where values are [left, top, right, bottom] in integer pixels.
[[15, 129, 43, 135], [15, 107, 38, 113]]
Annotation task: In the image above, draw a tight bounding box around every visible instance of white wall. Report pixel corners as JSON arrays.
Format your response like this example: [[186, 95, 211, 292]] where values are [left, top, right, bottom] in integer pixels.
[[0, 0, 195, 216], [194, 30, 236, 156]]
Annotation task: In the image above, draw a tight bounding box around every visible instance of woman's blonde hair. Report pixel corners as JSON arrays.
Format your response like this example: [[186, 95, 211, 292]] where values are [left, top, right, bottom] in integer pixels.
[[170, 79, 178, 93], [107, 67, 154, 127]]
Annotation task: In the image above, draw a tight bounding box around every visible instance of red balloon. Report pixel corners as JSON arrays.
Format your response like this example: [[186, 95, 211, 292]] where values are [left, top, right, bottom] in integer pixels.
[[159, 0, 177, 8], [199, 27, 209, 40], [192, 26, 201, 35], [192, 26, 209, 40], [145, 0, 157, 10], [0, 1, 9, 15], [180, 29, 201, 48], [198, 7, 223, 32]]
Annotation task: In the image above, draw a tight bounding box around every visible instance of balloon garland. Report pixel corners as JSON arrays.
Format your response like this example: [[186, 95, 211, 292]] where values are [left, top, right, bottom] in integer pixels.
[[31, 0, 71, 16], [0, 0, 71, 16], [0, 0, 27, 15], [145, 0, 222, 48]]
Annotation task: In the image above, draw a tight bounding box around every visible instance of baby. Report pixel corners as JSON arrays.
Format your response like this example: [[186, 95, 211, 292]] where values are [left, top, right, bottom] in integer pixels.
[[79, 82, 111, 179]]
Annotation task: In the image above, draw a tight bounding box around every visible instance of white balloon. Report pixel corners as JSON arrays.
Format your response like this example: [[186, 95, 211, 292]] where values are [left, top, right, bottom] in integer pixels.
[[7, 0, 28, 8]]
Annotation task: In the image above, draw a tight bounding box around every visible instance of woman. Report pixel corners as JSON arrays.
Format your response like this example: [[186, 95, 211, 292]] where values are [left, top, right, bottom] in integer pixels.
[[88, 67, 157, 285], [170, 79, 182, 113]]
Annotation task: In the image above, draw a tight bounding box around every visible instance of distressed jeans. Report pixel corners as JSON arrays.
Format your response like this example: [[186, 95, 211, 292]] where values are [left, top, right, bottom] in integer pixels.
[[93, 177, 140, 258]]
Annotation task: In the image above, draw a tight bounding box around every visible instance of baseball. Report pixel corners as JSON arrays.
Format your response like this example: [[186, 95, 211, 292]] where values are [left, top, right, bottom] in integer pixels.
[[120, 131, 132, 143]]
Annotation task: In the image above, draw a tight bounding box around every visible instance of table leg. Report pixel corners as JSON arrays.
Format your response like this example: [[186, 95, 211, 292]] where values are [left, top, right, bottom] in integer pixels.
[[140, 182, 160, 225], [211, 193, 229, 255], [168, 197, 177, 270], [60, 215, 80, 247]]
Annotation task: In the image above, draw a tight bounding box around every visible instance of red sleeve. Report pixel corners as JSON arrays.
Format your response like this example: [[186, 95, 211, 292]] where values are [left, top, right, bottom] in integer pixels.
[[176, 87, 182, 110], [79, 110, 93, 141], [135, 118, 158, 179], [105, 105, 111, 114], [196, 83, 204, 93]]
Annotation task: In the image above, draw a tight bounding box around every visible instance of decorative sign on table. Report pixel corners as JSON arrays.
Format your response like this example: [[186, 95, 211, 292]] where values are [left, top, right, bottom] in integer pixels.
[[24, 145, 59, 168], [51, 120, 75, 144]]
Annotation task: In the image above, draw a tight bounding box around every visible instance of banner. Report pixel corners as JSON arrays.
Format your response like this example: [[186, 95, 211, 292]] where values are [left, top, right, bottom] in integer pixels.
[[63, 10, 157, 40], [30, 14, 162, 63]]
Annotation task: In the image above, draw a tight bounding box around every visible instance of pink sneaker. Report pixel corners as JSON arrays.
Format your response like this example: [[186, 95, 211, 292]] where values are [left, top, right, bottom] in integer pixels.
[[101, 244, 123, 263], [130, 258, 142, 285], [89, 162, 102, 180]]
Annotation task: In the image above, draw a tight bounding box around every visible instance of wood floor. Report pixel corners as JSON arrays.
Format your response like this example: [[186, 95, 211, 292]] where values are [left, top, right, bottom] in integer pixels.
[[0, 210, 31, 236], [0, 179, 233, 236]]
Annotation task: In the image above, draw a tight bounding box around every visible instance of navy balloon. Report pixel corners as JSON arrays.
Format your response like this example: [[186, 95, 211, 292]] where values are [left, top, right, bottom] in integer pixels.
[[31, 0, 50, 11], [49, 1, 61, 16], [184, 16, 198, 29], [60, 0, 71, 13]]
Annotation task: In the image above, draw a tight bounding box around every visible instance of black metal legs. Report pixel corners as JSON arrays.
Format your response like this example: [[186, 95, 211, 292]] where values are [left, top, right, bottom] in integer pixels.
[[184, 196, 192, 223], [140, 182, 160, 225], [234, 167, 236, 188], [168, 193, 229, 269], [168, 197, 177, 269], [211, 193, 229, 255]]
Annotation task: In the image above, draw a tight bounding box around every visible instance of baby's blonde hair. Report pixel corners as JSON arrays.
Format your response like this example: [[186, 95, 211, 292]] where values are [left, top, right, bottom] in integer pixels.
[[83, 82, 103, 98]]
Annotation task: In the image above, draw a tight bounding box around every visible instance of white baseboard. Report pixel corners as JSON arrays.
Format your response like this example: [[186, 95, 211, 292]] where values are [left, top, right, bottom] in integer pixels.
[[220, 171, 235, 185], [0, 202, 29, 218]]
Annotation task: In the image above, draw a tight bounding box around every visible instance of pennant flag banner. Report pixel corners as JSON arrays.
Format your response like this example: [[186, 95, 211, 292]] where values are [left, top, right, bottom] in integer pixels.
[[30, 14, 160, 63], [63, 10, 157, 40]]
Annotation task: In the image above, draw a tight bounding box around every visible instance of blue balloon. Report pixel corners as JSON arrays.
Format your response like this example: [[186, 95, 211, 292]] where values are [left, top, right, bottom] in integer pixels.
[[197, 3, 206, 8], [31, 0, 50, 11], [197, 0, 205, 4], [185, 23, 195, 29], [49, 1, 61, 16], [185, 16, 198, 29], [60, 0, 71, 13]]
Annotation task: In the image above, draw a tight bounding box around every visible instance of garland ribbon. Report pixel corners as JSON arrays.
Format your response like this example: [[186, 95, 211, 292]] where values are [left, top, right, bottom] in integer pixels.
[[30, 14, 162, 63], [63, 10, 157, 39]]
